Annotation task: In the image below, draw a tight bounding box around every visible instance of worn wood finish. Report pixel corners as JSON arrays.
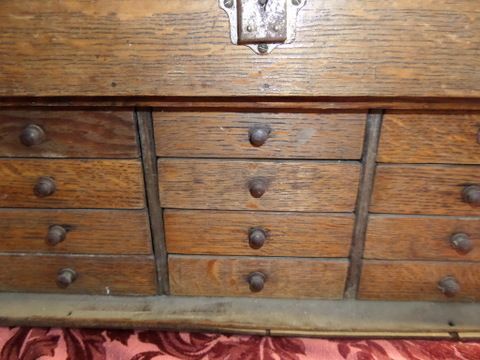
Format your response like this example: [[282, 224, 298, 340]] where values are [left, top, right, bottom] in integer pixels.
[[158, 159, 360, 212], [164, 210, 353, 257], [154, 112, 366, 159], [371, 165, 480, 216], [359, 260, 480, 302], [0, 159, 144, 209], [378, 113, 480, 164], [0, 209, 151, 255], [0, 254, 156, 295], [169, 255, 348, 299], [0, 111, 138, 158]]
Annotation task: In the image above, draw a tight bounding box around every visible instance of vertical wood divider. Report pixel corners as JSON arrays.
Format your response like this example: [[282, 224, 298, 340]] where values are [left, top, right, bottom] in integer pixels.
[[136, 109, 170, 295], [344, 110, 383, 298]]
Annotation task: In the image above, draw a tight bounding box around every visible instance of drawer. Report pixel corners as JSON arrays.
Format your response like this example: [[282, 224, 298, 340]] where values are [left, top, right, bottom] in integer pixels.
[[154, 112, 366, 159], [371, 165, 480, 215], [378, 113, 480, 164], [0, 254, 157, 295], [0, 159, 144, 209], [169, 255, 348, 299], [365, 215, 480, 261], [0, 111, 138, 158], [165, 210, 353, 257], [158, 159, 360, 212], [359, 260, 480, 302], [0, 209, 151, 255]]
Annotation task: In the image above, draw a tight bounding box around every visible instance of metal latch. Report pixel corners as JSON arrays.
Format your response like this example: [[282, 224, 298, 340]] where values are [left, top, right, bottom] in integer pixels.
[[219, 0, 306, 55]]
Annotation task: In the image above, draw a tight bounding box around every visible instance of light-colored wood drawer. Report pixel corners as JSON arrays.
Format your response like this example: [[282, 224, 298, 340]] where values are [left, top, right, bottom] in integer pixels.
[[0, 209, 151, 255], [359, 260, 480, 302], [371, 165, 480, 216], [154, 112, 366, 159], [158, 159, 360, 212], [165, 210, 353, 257], [169, 255, 348, 299], [0, 111, 138, 158], [365, 215, 480, 261], [0, 159, 145, 209], [378, 114, 480, 164], [0, 255, 157, 295]]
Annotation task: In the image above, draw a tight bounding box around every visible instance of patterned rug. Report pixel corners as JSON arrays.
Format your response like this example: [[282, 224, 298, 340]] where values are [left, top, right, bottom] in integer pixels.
[[0, 328, 479, 360]]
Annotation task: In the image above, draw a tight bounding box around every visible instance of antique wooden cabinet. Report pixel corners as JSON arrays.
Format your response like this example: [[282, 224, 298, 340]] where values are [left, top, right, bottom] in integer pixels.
[[0, 0, 479, 337]]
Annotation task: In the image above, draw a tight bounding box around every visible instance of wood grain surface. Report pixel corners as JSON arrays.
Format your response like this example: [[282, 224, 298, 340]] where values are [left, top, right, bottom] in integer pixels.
[[158, 159, 360, 212], [378, 113, 480, 164], [154, 112, 366, 159], [0, 1, 479, 97], [169, 255, 348, 299], [0, 254, 157, 295], [164, 210, 353, 257], [371, 165, 480, 216], [0, 209, 151, 255], [0, 159, 145, 209], [359, 260, 480, 302]]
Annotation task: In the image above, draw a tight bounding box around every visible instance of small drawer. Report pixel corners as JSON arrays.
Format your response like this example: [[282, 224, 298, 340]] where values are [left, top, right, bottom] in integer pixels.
[[0, 159, 144, 209], [0, 254, 157, 295], [165, 209, 353, 257], [0, 209, 151, 255], [359, 260, 480, 302], [371, 165, 480, 216], [169, 255, 348, 299], [365, 215, 480, 261], [154, 112, 366, 159], [158, 159, 360, 212], [378, 113, 480, 164], [0, 111, 139, 158]]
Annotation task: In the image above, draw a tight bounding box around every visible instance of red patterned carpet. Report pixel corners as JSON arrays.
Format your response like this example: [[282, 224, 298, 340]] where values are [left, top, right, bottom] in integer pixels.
[[0, 328, 479, 360]]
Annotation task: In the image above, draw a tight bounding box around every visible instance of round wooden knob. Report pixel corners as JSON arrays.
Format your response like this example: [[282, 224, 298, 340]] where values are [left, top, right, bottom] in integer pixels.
[[462, 185, 480, 205], [249, 228, 267, 249], [249, 126, 271, 147], [248, 178, 267, 198], [20, 124, 46, 147], [56, 268, 77, 288], [248, 272, 265, 292], [47, 225, 67, 246], [450, 233, 474, 254], [438, 276, 460, 297], [34, 177, 56, 198]]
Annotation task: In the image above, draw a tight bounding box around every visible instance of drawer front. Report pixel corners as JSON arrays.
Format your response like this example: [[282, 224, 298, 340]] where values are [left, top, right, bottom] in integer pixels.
[[359, 260, 480, 301], [0, 255, 157, 295], [0, 111, 138, 158], [154, 112, 366, 159], [169, 255, 348, 299], [158, 159, 360, 212], [365, 215, 480, 261], [165, 210, 353, 257], [378, 114, 480, 164], [0, 210, 151, 255], [0, 159, 144, 209], [371, 165, 480, 215]]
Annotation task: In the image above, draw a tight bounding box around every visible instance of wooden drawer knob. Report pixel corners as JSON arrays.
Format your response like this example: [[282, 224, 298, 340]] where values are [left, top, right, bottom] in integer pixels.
[[450, 233, 473, 254], [438, 276, 460, 297], [47, 225, 67, 246], [249, 125, 271, 147], [248, 228, 267, 249], [248, 272, 266, 292], [248, 178, 267, 198], [56, 268, 77, 288], [20, 124, 46, 147], [462, 185, 480, 205], [34, 177, 56, 198]]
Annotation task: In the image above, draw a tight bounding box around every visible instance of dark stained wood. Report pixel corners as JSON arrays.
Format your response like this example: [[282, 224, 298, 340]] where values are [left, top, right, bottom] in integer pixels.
[[0, 254, 157, 295], [164, 209, 353, 257], [158, 159, 360, 212], [0, 159, 145, 209], [154, 112, 366, 159], [169, 255, 348, 299]]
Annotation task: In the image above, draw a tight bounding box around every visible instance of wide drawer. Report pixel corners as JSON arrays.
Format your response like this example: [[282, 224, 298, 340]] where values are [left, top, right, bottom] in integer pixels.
[[359, 260, 480, 302], [154, 112, 366, 159], [165, 210, 353, 257], [371, 165, 480, 216], [158, 159, 360, 212], [0, 209, 151, 255], [0, 159, 144, 209], [0, 111, 138, 158], [169, 255, 348, 299], [0, 254, 157, 295], [365, 215, 480, 261]]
